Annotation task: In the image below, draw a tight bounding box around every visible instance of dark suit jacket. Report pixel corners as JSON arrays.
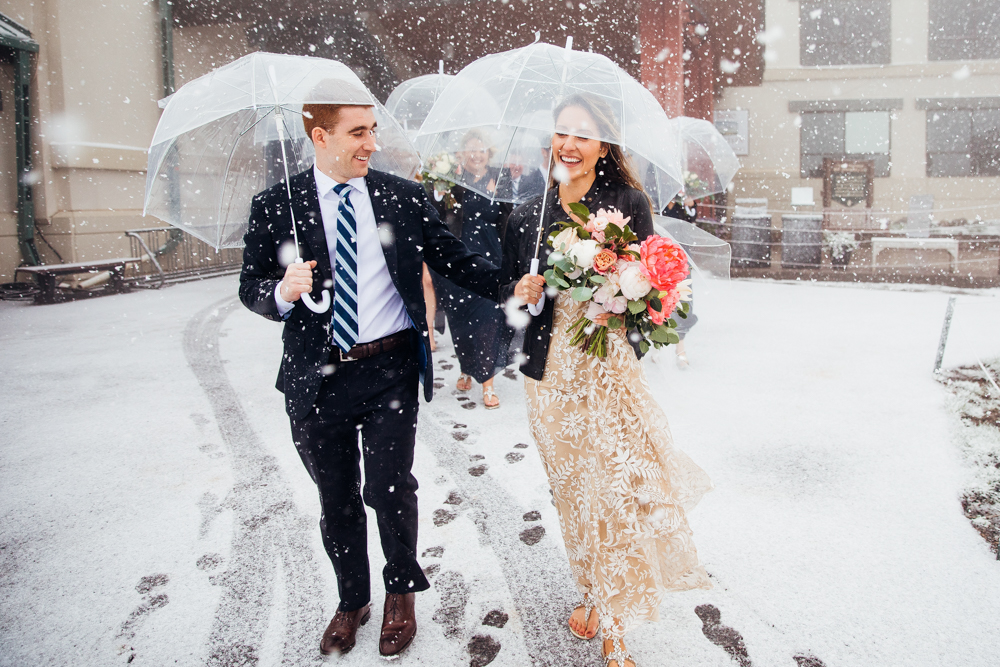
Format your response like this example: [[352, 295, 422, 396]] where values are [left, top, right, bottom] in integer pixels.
[[239, 168, 500, 420]]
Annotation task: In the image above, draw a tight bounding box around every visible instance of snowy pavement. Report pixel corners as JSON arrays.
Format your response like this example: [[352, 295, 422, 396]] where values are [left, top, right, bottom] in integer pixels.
[[2, 276, 999, 667]]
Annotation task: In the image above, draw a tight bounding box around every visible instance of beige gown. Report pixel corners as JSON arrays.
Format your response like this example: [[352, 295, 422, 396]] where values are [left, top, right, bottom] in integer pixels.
[[524, 295, 713, 634]]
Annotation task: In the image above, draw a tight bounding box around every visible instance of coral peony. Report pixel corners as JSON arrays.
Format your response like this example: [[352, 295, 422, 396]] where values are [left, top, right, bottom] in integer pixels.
[[593, 248, 617, 274], [639, 236, 689, 292], [647, 299, 666, 325]]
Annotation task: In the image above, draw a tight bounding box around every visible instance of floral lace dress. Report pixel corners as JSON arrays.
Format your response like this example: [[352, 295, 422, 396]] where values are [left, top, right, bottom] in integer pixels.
[[524, 294, 713, 633]]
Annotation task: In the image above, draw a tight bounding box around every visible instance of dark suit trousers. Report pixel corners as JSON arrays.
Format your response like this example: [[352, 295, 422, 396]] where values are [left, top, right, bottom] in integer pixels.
[[289, 339, 431, 611]]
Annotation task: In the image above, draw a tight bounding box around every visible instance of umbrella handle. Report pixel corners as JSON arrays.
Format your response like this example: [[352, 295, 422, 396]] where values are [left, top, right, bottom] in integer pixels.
[[527, 257, 545, 316], [294, 256, 332, 314], [302, 290, 331, 314]]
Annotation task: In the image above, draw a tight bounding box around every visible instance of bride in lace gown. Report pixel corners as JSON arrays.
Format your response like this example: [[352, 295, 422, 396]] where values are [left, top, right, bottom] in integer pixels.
[[500, 94, 712, 667]]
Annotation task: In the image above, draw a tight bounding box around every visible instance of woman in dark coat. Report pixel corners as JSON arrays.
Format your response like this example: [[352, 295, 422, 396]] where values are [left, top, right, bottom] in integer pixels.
[[431, 129, 513, 408]]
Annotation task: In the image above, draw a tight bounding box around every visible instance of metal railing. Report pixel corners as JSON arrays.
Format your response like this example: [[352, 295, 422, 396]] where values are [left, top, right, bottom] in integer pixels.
[[125, 227, 242, 288]]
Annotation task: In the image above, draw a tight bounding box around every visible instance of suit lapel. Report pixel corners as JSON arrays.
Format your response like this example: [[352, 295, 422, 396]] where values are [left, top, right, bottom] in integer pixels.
[[366, 170, 399, 281], [290, 169, 333, 283]]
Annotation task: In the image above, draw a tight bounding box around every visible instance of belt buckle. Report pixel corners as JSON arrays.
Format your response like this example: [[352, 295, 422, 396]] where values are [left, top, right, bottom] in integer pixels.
[[338, 348, 358, 363]]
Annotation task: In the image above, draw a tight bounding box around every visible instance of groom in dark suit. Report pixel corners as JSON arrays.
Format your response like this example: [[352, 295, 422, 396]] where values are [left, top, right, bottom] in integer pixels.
[[239, 100, 522, 657]]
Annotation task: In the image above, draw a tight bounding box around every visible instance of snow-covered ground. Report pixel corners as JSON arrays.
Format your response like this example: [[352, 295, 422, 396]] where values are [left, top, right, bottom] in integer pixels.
[[1, 276, 999, 667]]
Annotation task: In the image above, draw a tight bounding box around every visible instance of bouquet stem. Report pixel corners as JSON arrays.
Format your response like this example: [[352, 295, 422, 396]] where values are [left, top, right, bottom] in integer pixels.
[[567, 316, 609, 358]]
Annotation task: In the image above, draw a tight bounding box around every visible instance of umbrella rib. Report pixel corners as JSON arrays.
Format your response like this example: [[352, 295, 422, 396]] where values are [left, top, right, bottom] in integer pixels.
[[238, 106, 276, 137], [495, 48, 536, 129]]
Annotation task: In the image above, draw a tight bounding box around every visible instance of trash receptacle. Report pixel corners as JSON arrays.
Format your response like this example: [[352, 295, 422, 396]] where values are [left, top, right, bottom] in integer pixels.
[[731, 198, 771, 268], [781, 214, 823, 268]]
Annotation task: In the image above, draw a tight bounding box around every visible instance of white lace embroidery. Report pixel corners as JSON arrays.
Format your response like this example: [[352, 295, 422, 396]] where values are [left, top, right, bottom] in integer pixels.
[[525, 295, 713, 633]]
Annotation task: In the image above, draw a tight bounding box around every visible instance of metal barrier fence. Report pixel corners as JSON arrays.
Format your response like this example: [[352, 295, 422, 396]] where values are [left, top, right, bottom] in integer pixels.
[[125, 227, 242, 288]]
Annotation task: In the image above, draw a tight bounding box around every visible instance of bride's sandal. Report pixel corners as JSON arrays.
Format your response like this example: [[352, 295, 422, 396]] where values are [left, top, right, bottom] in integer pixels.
[[456, 374, 472, 392], [483, 387, 500, 410], [603, 637, 636, 667], [568, 596, 597, 640]]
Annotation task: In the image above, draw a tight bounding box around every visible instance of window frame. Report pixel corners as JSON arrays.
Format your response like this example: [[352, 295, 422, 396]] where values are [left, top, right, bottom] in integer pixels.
[[799, 0, 892, 67]]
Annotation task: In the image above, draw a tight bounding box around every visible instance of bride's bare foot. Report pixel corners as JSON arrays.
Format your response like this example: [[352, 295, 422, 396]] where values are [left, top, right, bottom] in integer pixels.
[[603, 637, 636, 667], [567, 602, 598, 639]]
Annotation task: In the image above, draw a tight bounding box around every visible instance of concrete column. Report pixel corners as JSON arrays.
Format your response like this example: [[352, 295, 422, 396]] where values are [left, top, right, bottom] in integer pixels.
[[640, 0, 685, 117]]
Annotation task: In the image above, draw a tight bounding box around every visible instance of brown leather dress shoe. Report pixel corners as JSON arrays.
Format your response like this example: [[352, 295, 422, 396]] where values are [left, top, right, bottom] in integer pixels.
[[320, 604, 371, 655], [379, 593, 416, 658]]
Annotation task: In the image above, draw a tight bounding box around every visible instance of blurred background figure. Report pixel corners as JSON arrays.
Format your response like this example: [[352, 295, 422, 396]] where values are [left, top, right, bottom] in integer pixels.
[[421, 263, 443, 352], [662, 195, 700, 368], [429, 129, 514, 408], [499, 146, 545, 201]]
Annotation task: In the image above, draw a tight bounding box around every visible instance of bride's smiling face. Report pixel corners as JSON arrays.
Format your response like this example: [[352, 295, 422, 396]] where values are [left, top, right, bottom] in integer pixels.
[[552, 105, 608, 186]]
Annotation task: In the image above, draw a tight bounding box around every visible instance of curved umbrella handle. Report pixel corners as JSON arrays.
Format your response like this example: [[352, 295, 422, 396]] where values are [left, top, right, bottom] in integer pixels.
[[302, 290, 331, 314], [294, 256, 332, 314], [527, 257, 545, 316]]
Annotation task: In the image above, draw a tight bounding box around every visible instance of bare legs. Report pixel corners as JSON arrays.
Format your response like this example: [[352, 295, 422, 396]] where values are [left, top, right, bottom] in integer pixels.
[[421, 263, 436, 352]]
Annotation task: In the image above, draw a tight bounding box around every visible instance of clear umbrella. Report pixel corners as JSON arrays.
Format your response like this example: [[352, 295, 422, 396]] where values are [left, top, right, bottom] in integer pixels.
[[413, 39, 685, 210], [414, 38, 688, 315], [143, 52, 419, 251], [671, 117, 741, 200], [384, 62, 454, 139]]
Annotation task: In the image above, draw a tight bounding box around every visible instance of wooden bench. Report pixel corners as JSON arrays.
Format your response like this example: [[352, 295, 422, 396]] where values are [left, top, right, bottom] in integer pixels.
[[871, 237, 959, 273], [14, 257, 141, 304]]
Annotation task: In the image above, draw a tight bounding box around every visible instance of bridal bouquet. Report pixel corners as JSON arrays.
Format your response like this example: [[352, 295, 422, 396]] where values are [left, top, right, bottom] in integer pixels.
[[420, 151, 460, 209], [543, 202, 691, 357]]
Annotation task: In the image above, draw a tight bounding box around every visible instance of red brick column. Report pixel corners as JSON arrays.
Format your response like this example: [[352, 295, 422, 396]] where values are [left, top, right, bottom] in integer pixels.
[[639, 0, 686, 118], [684, 21, 715, 121]]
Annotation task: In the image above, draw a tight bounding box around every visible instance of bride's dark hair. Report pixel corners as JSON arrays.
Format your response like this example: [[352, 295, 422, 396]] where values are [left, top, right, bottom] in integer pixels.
[[550, 94, 646, 195]]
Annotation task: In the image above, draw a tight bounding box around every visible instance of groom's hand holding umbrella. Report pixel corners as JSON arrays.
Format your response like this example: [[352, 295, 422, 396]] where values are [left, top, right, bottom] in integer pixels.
[[278, 260, 318, 302]]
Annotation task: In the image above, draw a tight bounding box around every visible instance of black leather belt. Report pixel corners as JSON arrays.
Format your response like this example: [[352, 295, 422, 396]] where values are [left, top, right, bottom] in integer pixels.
[[337, 329, 411, 362]]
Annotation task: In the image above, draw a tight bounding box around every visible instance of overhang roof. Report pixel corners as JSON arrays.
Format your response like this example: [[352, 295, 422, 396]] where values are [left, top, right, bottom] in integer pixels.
[[0, 13, 39, 53]]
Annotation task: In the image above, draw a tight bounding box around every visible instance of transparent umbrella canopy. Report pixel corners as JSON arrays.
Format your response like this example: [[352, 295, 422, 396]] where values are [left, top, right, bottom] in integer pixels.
[[413, 39, 687, 210], [143, 52, 420, 250], [671, 116, 741, 200], [384, 63, 454, 140]]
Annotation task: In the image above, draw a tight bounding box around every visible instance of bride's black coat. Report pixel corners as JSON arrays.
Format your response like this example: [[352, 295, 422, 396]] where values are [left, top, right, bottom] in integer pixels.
[[499, 177, 655, 381]]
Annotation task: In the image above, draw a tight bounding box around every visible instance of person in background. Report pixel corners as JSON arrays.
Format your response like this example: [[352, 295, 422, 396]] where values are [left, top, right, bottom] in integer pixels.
[[430, 128, 514, 409], [499, 147, 545, 202], [421, 263, 438, 352], [661, 195, 699, 368]]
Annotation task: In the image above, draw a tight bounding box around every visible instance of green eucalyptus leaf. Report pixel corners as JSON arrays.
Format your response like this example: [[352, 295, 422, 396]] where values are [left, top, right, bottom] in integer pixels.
[[639, 340, 650, 354], [568, 202, 592, 221], [666, 331, 680, 344], [570, 286, 593, 301], [627, 300, 647, 315], [649, 296, 662, 311], [589, 275, 607, 284], [649, 327, 673, 343], [607, 316, 623, 329]]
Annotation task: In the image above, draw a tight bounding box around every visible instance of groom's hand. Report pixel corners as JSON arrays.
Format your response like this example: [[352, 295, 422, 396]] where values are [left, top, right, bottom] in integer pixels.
[[514, 274, 546, 305], [279, 260, 317, 302]]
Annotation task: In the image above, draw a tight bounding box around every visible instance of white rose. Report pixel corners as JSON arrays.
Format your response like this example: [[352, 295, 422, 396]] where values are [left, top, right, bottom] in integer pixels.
[[552, 227, 581, 252], [567, 239, 601, 270], [618, 263, 652, 300], [590, 214, 609, 231]]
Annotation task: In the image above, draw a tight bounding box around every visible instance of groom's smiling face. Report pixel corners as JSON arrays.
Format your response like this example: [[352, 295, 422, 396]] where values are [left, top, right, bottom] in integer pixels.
[[311, 105, 377, 183]]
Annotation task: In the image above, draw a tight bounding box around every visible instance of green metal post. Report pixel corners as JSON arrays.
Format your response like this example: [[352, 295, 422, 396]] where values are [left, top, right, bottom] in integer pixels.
[[14, 48, 39, 266], [158, 0, 175, 97]]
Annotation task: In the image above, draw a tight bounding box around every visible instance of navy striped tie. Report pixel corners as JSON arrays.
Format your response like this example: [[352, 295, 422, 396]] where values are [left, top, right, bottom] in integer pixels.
[[331, 183, 359, 353]]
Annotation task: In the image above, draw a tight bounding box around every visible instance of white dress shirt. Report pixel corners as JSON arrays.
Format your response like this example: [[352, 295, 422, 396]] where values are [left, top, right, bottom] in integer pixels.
[[275, 165, 411, 344]]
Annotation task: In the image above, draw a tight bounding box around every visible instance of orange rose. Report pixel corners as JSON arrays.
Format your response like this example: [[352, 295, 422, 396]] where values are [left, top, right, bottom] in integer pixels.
[[592, 248, 617, 274]]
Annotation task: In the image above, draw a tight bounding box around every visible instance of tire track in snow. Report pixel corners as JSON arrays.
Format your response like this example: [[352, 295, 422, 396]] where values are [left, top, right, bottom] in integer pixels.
[[184, 296, 326, 666], [419, 407, 600, 667]]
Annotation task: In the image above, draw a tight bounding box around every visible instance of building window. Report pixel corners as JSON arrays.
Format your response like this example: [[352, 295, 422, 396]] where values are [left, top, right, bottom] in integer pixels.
[[800, 0, 891, 67], [922, 101, 1000, 177], [798, 110, 892, 178], [928, 0, 1000, 61]]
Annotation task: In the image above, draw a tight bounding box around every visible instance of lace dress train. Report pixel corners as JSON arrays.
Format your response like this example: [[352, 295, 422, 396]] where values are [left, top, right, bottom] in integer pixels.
[[524, 295, 712, 634]]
